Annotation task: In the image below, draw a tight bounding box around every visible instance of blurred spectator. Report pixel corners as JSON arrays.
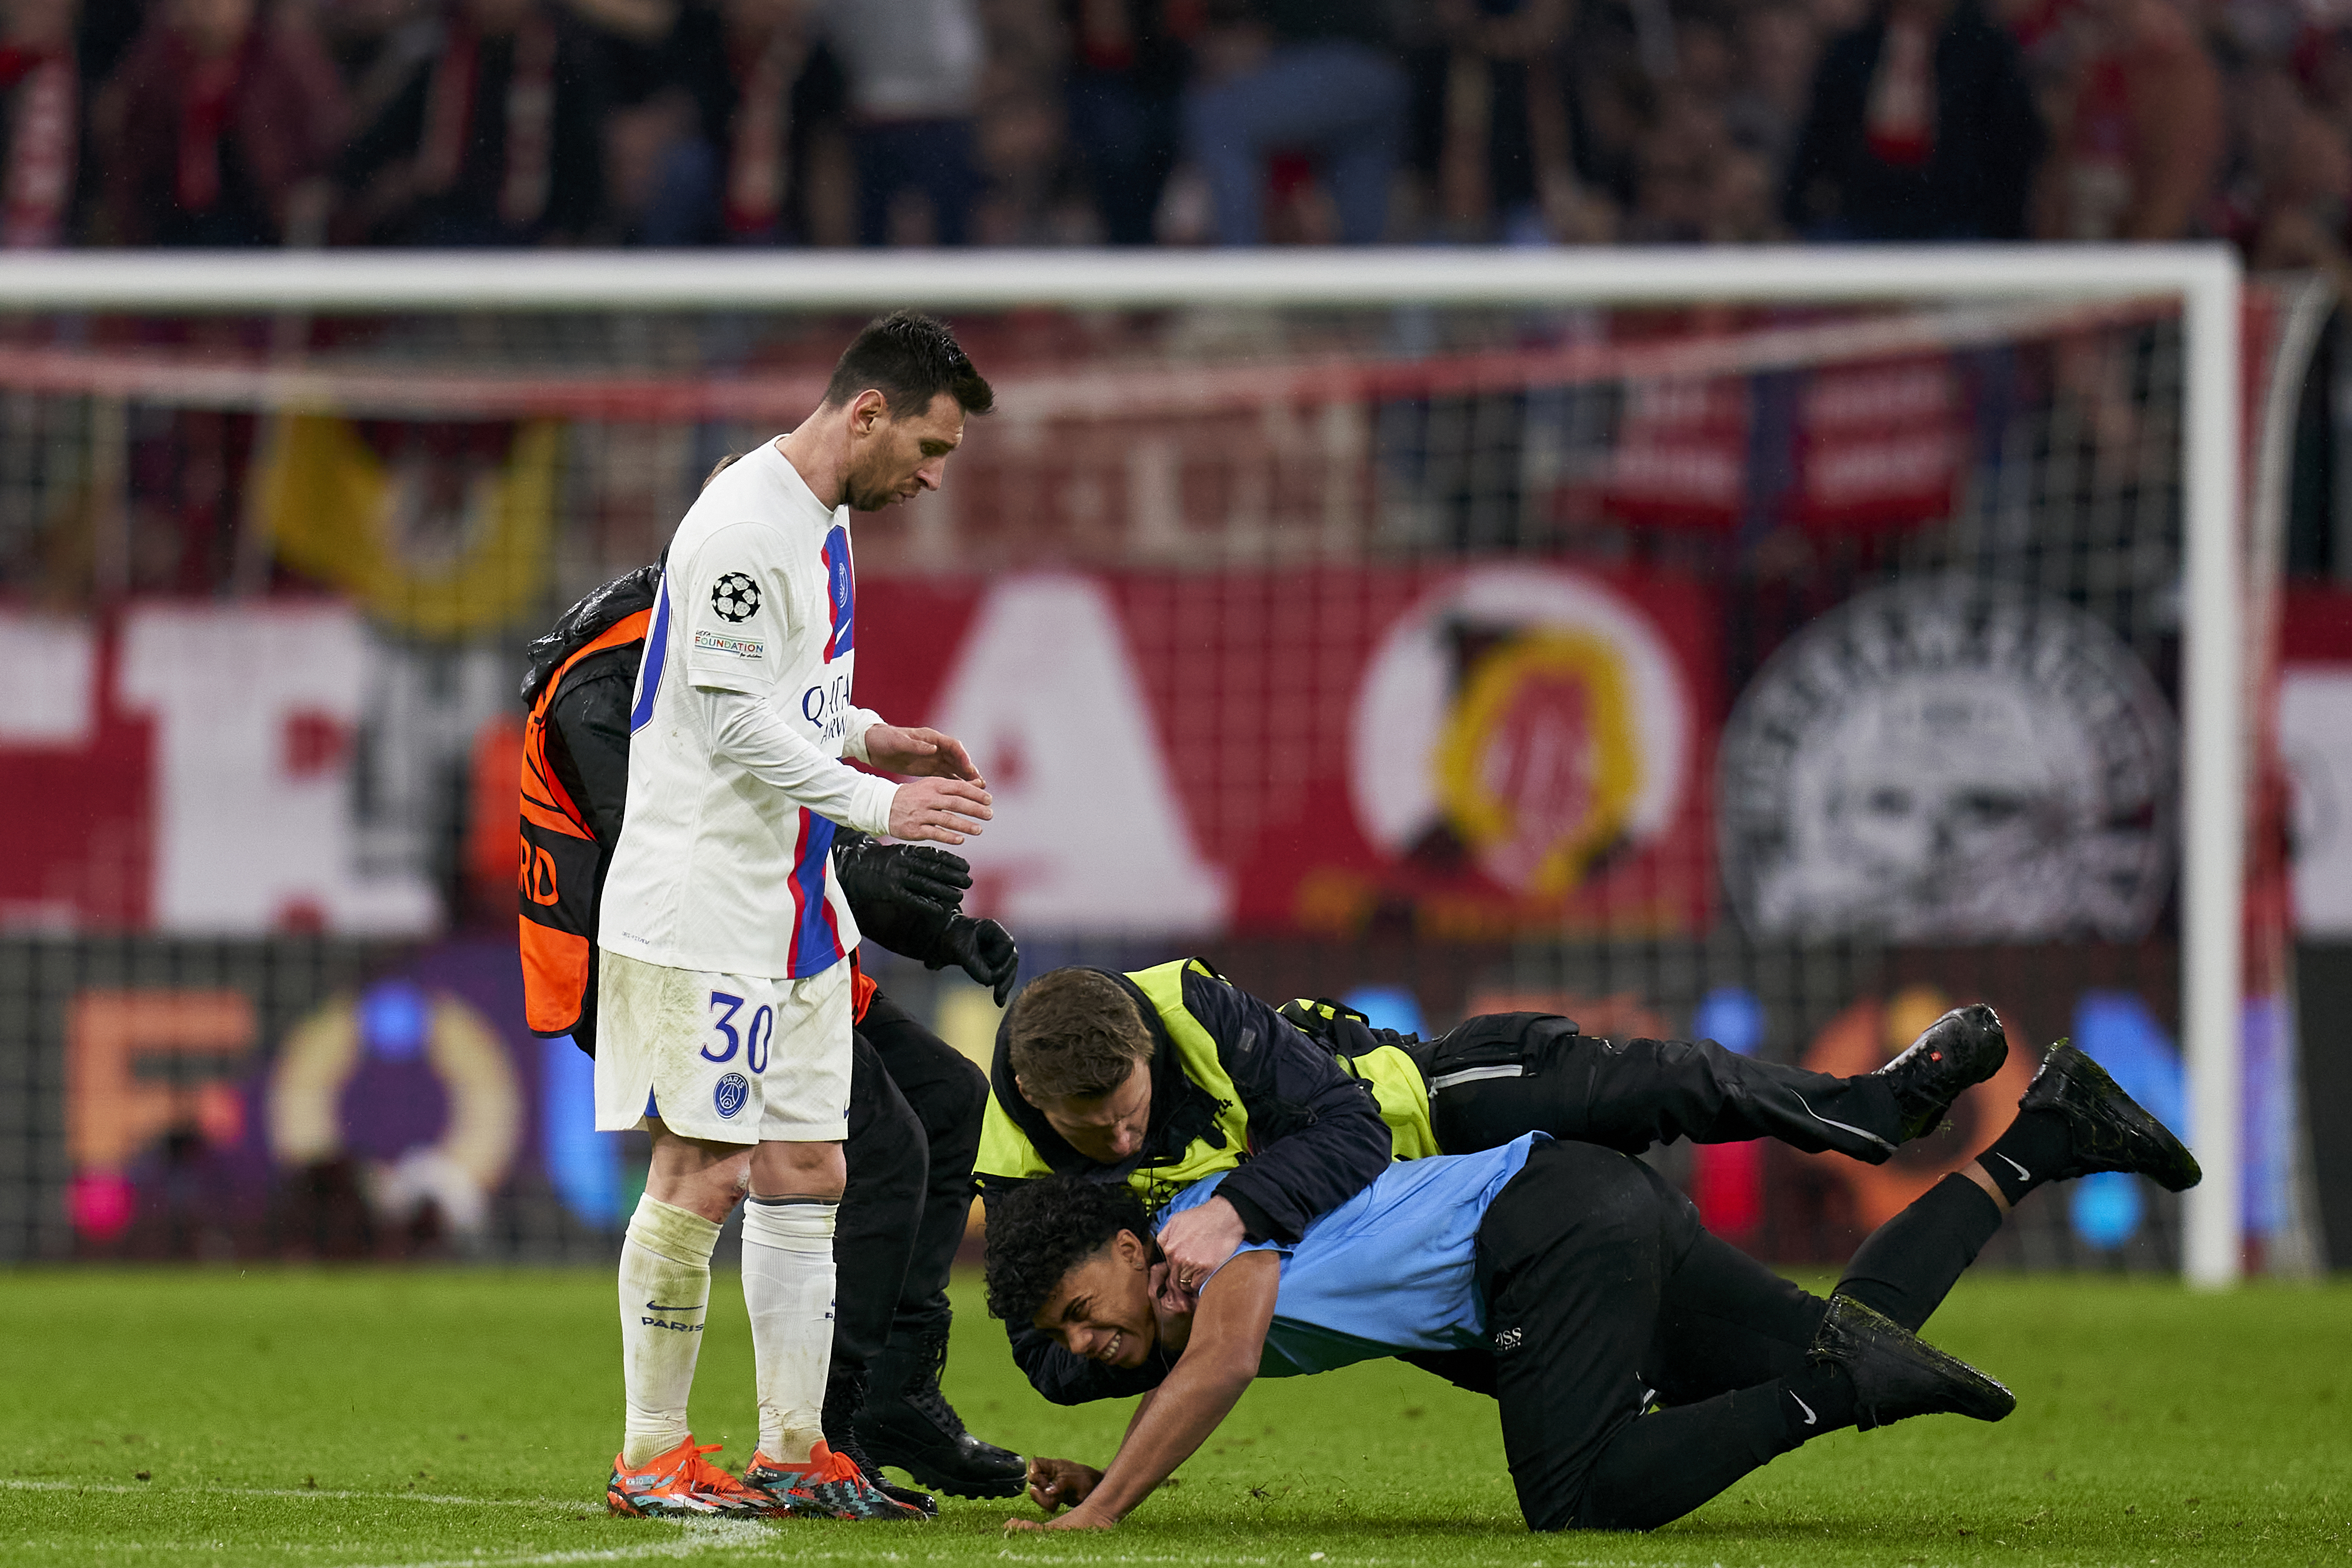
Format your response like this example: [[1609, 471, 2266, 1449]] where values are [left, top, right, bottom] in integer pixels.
[[2032, 0, 2221, 240], [2228, 63, 2352, 283], [1723, 1, 1820, 171], [336, 0, 609, 245], [1063, 0, 1188, 245], [619, 0, 855, 246], [1783, 0, 2043, 239], [1406, 0, 1618, 244], [1183, 0, 1408, 245], [98, 0, 348, 246], [824, 0, 983, 246], [0, 0, 90, 246]]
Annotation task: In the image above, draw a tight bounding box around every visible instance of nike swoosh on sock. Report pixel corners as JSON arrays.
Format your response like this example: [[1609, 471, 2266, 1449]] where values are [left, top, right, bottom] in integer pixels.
[[1792, 1392, 1818, 1426], [1994, 1152, 2030, 1181]]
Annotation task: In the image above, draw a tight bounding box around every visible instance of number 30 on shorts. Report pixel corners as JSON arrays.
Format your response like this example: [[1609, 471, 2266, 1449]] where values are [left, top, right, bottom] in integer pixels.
[[703, 991, 774, 1073]]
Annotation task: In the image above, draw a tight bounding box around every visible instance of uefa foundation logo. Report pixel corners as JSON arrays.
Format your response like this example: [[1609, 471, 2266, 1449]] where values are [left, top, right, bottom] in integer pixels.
[[713, 1071, 751, 1119], [1718, 579, 2177, 942]]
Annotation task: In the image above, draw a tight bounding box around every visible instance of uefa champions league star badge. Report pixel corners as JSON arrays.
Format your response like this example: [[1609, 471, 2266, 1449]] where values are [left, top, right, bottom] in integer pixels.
[[711, 573, 762, 623], [1717, 578, 2177, 943]]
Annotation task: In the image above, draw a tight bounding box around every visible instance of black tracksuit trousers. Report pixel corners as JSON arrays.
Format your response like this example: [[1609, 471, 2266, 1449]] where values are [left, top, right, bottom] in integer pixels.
[[1464, 1139, 2006, 1532], [831, 989, 988, 1375], [1415, 1013, 1907, 1165]]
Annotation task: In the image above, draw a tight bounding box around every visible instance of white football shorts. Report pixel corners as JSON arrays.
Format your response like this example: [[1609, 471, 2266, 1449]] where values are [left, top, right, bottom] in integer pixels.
[[593, 949, 853, 1144]]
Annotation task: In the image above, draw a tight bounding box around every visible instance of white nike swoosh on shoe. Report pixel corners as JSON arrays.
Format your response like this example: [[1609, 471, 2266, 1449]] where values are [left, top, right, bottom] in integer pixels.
[[1994, 1152, 2030, 1182], [1792, 1392, 1818, 1426]]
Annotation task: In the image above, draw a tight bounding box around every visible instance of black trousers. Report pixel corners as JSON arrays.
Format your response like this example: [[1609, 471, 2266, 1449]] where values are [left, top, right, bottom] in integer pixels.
[[1472, 1140, 1994, 1532], [831, 989, 988, 1375], [1418, 1014, 1905, 1165]]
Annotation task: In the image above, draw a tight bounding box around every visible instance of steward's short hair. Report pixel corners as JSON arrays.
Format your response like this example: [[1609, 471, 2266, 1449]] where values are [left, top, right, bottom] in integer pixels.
[[820, 310, 994, 419], [984, 1174, 1153, 1326], [1007, 968, 1152, 1101]]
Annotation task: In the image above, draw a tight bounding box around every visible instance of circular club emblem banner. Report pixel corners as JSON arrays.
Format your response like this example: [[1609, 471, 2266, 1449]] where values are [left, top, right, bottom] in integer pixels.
[[1351, 565, 1693, 898], [1718, 578, 2177, 941]]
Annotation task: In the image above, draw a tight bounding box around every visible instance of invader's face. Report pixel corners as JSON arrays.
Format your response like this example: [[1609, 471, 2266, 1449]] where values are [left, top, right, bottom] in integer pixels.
[[1026, 1059, 1153, 1166], [843, 390, 964, 512], [1033, 1229, 1161, 1369]]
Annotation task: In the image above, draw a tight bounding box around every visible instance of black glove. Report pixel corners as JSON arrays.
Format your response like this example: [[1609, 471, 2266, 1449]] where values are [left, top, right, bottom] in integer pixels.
[[929, 915, 1019, 1006], [834, 832, 971, 917]]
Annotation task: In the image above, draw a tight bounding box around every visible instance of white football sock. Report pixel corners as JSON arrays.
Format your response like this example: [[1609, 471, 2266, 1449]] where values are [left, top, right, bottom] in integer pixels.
[[617, 1194, 721, 1469], [741, 1195, 838, 1464]]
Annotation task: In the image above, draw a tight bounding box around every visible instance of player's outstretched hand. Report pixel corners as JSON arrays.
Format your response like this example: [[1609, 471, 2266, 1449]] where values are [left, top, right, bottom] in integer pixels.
[[890, 777, 992, 845], [933, 915, 1018, 1005], [864, 724, 984, 783], [1020, 1457, 1103, 1516]]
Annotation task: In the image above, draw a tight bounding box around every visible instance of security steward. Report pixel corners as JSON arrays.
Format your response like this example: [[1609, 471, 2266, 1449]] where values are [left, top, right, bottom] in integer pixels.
[[975, 961, 2007, 1406], [520, 559, 1027, 1506]]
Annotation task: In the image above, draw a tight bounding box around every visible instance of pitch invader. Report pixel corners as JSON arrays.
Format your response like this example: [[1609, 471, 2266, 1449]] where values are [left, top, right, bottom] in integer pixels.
[[596, 313, 995, 1521]]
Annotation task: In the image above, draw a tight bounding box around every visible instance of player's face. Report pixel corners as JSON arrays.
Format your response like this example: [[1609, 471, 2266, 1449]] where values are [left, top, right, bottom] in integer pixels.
[[1030, 1060, 1153, 1165], [843, 390, 964, 511], [1033, 1229, 1160, 1369]]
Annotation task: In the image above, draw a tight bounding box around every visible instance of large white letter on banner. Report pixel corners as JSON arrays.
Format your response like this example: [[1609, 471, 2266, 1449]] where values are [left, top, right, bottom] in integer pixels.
[[928, 575, 1230, 934], [117, 604, 437, 935]]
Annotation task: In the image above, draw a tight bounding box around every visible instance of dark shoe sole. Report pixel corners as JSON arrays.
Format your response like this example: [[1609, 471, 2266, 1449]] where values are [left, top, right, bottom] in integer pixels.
[[2020, 1041, 2202, 1193]]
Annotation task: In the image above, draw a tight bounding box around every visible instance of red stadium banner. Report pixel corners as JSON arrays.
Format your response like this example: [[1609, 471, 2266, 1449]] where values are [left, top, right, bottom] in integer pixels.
[[857, 561, 1722, 939], [1791, 356, 1961, 532], [2, 564, 1718, 940]]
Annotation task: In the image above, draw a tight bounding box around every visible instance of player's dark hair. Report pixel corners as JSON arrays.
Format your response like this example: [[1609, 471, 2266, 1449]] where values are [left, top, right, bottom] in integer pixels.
[[820, 310, 994, 419], [1007, 968, 1153, 1100], [983, 1174, 1154, 1326], [701, 452, 743, 489]]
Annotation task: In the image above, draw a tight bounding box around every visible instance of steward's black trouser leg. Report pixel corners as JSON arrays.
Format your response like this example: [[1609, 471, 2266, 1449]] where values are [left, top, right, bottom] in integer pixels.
[[856, 989, 987, 1348], [832, 1032, 926, 1377], [1481, 1141, 1823, 1533], [1425, 1013, 1905, 1165]]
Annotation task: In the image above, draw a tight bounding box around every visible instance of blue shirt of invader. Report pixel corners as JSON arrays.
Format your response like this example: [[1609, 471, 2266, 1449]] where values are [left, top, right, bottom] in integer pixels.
[[1158, 1132, 1547, 1378]]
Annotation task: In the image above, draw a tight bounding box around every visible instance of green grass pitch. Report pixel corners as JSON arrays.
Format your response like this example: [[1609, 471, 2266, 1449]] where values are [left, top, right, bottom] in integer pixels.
[[0, 1268, 2345, 1568]]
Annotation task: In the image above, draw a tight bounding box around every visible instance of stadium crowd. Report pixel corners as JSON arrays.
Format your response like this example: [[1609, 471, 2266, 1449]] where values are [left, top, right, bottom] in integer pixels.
[[2, 0, 2349, 265]]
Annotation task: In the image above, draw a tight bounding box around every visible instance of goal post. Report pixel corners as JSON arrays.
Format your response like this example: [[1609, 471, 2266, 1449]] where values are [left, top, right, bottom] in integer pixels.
[[0, 245, 2267, 1282]]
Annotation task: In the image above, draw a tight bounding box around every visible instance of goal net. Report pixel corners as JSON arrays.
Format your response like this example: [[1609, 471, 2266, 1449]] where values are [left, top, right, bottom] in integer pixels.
[[0, 251, 2317, 1283]]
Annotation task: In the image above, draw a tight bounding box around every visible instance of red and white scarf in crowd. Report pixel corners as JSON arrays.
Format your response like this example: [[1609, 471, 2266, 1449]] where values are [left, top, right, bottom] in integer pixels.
[[416, 11, 556, 230], [0, 42, 73, 247], [724, 29, 799, 238]]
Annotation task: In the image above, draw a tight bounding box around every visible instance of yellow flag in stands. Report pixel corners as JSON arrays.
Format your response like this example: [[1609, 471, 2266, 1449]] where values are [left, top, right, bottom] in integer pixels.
[[253, 414, 559, 638]]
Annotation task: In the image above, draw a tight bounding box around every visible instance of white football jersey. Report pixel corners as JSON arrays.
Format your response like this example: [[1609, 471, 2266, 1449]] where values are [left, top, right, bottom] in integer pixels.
[[599, 440, 892, 979]]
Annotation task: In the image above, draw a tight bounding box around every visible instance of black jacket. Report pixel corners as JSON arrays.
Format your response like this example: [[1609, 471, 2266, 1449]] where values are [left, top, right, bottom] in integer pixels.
[[980, 962, 1394, 1404], [1782, 0, 2043, 241]]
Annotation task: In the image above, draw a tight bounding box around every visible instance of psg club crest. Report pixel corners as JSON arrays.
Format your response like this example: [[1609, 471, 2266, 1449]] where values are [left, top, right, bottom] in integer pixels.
[[713, 1071, 751, 1119], [710, 573, 761, 623], [1718, 578, 2177, 942]]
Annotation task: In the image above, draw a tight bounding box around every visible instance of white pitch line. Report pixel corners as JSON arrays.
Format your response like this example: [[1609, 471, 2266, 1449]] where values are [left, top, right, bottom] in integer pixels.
[[0, 1477, 583, 1512]]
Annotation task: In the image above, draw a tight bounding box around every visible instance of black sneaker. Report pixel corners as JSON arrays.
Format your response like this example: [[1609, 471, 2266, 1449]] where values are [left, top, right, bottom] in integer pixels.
[[822, 1367, 937, 1517], [1872, 1004, 2009, 1141], [854, 1331, 1027, 1500], [1809, 1293, 2016, 1430], [2018, 1039, 2202, 1193]]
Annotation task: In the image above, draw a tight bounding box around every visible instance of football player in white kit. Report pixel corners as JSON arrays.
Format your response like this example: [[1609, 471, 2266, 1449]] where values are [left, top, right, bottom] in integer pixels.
[[596, 313, 997, 1522]]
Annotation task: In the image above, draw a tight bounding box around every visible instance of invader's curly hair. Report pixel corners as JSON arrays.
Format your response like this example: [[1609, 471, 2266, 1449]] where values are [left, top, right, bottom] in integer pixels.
[[983, 1174, 1155, 1328], [820, 310, 994, 419]]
